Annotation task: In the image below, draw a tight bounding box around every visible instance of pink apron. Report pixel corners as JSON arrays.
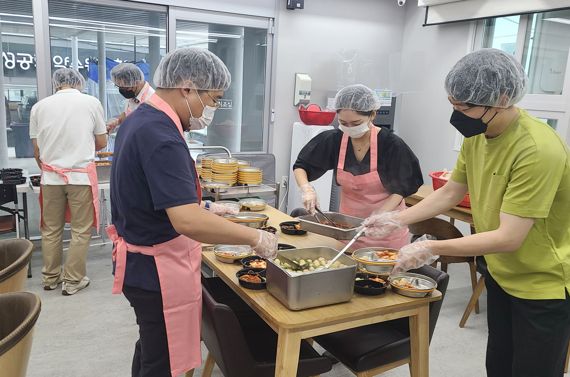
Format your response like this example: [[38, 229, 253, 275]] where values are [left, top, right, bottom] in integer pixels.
[[107, 93, 203, 377], [39, 162, 100, 232], [337, 126, 409, 251]]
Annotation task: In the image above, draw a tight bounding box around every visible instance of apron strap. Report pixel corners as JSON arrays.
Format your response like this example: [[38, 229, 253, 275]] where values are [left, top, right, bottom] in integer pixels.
[[146, 93, 184, 137], [337, 132, 350, 171], [41, 162, 90, 184], [369, 126, 379, 172]]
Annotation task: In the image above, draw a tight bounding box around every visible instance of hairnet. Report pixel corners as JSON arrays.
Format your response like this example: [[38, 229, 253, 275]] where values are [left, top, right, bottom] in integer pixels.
[[445, 48, 527, 108], [110, 63, 145, 87], [334, 84, 381, 112], [153, 48, 231, 90], [52, 68, 85, 91]]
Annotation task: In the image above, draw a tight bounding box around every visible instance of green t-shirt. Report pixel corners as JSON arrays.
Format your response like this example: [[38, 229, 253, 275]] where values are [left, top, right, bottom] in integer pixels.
[[451, 109, 570, 300]]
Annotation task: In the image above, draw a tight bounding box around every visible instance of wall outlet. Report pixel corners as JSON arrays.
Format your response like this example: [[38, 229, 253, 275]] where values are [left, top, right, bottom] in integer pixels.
[[281, 176, 289, 190]]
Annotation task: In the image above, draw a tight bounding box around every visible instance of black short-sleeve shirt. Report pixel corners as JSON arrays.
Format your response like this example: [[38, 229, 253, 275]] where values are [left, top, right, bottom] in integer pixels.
[[293, 128, 423, 197]]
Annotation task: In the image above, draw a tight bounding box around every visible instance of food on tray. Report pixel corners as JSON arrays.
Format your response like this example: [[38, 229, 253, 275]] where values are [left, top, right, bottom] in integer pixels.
[[239, 273, 264, 283], [260, 226, 277, 234], [391, 277, 417, 289], [248, 260, 267, 269], [374, 250, 398, 261], [282, 223, 301, 231], [274, 257, 344, 274], [356, 276, 385, 284]]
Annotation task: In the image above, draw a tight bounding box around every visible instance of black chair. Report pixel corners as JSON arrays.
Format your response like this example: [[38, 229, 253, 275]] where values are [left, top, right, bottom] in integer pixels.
[[314, 266, 449, 377], [0, 184, 21, 238], [200, 277, 333, 377]]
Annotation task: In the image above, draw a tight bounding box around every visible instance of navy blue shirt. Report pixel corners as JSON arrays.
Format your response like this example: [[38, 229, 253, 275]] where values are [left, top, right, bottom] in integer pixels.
[[111, 103, 198, 292]]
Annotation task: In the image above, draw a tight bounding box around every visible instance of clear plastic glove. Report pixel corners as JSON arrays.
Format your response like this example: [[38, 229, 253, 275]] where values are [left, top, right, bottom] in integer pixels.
[[300, 183, 318, 215], [392, 236, 439, 275], [208, 202, 239, 216], [106, 118, 120, 133], [253, 230, 278, 259], [362, 211, 406, 239]]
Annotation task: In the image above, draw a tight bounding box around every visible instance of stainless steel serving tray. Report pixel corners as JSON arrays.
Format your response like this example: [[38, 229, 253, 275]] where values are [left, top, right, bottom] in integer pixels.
[[266, 247, 357, 310], [297, 212, 364, 240]]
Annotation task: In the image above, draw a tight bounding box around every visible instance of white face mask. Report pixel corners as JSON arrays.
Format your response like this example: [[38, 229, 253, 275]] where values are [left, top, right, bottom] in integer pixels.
[[339, 122, 370, 138], [185, 90, 217, 130]]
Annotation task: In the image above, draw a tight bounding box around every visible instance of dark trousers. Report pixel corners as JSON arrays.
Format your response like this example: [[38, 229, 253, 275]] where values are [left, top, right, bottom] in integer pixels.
[[123, 285, 171, 377], [485, 272, 570, 377]]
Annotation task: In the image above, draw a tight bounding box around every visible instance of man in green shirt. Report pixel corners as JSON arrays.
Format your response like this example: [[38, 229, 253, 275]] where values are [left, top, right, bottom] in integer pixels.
[[363, 48, 570, 377]]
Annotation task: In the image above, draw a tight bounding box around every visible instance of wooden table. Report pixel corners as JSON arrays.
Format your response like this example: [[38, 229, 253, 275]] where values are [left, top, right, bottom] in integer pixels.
[[406, 185, 473, 225], [202, 207, 441, 377]]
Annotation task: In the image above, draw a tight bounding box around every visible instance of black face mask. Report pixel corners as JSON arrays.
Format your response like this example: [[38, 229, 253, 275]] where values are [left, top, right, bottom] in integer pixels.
[[119, 88, 137, 99], [450, 107, 497, 138]]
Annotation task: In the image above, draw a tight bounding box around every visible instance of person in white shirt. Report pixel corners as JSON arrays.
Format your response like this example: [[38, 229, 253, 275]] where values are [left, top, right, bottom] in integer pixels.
[[106, 63, 155, 133], [30, 67, 107, 295]]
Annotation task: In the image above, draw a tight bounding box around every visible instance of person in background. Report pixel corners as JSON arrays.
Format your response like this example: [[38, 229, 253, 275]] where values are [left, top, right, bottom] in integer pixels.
[[30, 67, 107, 295], [364, 48, 570, 377], [108, 48, 277, 377], [293, 84, 423, 250], [106, 62, 155, 133]]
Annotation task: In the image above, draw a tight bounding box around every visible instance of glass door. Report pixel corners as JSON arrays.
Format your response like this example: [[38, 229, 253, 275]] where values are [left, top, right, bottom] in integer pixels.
[[169, 9, 273, 152]]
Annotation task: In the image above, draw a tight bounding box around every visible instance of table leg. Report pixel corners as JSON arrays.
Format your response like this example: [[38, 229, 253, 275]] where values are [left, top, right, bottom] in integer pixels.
[[409, 305, 430, 377], [275, 328, 302, 377], [23, 192, 32, 278]]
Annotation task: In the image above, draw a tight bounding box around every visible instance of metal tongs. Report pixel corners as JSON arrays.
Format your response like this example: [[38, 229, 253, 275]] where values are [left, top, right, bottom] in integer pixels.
[[314, 207, 339, 228], [324, 227, 366, 269], [277, 254, 304, 271]]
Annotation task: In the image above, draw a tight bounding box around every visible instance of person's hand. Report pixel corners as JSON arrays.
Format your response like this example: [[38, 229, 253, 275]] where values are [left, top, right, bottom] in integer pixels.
[[208, 202, 239, 216], [106, 118, 120, 134], [362, 211, 405, 239], [253, 230, 278, 259], [300, 183, 318, 215], [392, 238, 439, 275]]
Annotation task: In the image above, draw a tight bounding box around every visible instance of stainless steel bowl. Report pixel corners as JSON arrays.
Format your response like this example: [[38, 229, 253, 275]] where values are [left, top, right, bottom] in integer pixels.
[[389, 272, 437, 298], [351, 247, 399, 275], [213, 245, 252, 263], [224, 212, 268, 229]]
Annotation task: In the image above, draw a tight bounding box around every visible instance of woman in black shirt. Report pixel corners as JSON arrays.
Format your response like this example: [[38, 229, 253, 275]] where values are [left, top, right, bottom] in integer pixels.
[[293, 84, 423, 249]]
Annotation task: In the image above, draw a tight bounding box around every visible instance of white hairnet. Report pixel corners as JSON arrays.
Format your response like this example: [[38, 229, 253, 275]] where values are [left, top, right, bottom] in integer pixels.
[[334, 84, 381, 112], [445, 48, 527, 108], [153, 48, 231, 90], [111, 63, 145, 87], [52, 68, 85, 91]]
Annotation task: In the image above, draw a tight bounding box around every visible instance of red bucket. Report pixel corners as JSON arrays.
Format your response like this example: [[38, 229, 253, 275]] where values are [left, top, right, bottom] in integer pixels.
[[298, 104, 336, 126], [429, 171, 471, 208]]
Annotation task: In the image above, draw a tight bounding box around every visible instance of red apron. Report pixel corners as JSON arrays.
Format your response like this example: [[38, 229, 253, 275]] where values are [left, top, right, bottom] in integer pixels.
[[107, 93, 203, 377], [337, 126, 409, 251], [39, 162, 100, 232]]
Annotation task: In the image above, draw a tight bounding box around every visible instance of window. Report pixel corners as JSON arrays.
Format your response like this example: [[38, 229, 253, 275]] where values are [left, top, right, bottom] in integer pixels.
[[173, 11, 272, 153], [479, 9, 570, 141], [1, 0, 38, 161], [47, 0, 167, 119]]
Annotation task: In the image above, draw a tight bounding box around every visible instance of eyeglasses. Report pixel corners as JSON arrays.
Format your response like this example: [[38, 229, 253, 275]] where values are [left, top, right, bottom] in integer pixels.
[[206, 92, 220, 108], [448, 97, 478, 112]]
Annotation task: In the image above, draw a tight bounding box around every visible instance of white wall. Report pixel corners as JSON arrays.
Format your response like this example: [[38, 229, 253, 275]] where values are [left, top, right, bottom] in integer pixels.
[[396, 4, 474, 181], [269, 0, 408, 188]]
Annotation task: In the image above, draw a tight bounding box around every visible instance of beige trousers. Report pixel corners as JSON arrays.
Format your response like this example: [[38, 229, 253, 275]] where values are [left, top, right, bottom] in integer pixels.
[[41, 185, 93, 285]]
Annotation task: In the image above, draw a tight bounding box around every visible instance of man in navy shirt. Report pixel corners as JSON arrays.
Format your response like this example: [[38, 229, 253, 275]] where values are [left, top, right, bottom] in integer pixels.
[[109, 48, 277, 377]]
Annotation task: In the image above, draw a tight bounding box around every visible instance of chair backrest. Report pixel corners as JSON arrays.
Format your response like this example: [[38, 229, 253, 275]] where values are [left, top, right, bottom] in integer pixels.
[[201, 285, 257, 377], [0, 184, 18, 207], [0, 292, 41, 377], [409, 265, 450, 341], [0, 239, 33, 293], [408, 218, 463, 240]]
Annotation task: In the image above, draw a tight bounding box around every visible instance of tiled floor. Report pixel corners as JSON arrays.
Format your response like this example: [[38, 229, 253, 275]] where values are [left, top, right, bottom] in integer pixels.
[[18, 241, 549, 377]]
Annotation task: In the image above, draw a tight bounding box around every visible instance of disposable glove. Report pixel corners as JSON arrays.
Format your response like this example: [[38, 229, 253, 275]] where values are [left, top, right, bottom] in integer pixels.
[[253, 230, 278, 259], [362, 211, 406, 239], [300, 183, 318, 215], [392, 235, 439, 275]]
